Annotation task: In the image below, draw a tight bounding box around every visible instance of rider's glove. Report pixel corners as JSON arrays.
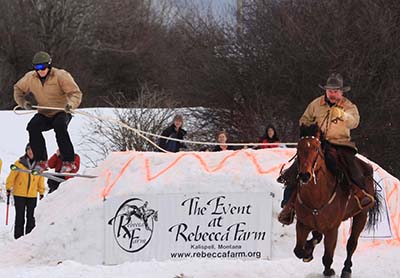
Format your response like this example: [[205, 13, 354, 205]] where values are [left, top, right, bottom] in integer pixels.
[[330, 105, 345, 122], [64, 103, 73, 113], [23, 101, 33, 110]]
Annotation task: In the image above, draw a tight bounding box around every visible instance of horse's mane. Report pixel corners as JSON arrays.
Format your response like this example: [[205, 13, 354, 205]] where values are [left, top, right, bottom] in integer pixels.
[[299, 124, 322, 139]]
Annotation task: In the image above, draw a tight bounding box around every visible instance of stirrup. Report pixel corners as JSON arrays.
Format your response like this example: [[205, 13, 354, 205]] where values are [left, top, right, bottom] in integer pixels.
[[277, 175, 286, 184], [355, 190, 374, 209], [277, 164, 287, 184]]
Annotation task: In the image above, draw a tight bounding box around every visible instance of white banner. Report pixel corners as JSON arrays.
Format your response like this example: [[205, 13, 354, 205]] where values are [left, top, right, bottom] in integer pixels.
[[104, 192, 274, 264]]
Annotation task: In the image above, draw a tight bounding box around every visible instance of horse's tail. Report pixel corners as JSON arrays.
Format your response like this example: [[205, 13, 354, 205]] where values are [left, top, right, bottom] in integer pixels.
[[366, 178, 383, 231]]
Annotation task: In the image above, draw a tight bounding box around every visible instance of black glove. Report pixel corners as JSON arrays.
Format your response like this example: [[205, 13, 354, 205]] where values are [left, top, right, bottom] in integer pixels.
[[6, 190, 11, 197], [23, 101, 33, 110], [65, 103, 73, 112], [39, 195, 44, 200]]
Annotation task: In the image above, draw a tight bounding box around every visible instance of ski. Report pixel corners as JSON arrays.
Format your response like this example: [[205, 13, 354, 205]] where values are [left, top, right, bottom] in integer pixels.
[[11, 164, 97, 180], [10, 164, 65, 183], [46, 172, 97, 179]]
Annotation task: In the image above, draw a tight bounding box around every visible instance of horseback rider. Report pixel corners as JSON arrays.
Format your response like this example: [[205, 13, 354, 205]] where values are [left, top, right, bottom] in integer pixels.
[[277, 73, 374, 225]]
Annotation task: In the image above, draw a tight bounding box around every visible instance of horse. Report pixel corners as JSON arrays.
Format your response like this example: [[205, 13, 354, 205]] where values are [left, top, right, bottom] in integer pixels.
[[292, 124, 380, 278], [125, 202, 158, 231]]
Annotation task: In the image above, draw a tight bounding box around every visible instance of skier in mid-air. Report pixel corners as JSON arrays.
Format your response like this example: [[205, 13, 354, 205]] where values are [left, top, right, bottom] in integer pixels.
[[14, 51, 82, 173]]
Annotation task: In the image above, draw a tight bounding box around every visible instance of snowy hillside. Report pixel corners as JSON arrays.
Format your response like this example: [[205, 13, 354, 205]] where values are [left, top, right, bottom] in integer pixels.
[[0, 109, 399, 278]]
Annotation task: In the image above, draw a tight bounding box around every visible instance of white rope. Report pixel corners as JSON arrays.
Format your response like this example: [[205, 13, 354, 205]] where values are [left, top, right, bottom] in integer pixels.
[[73, 109, 168, 152], [13, 105, 36, 115], [13, 104, 168, 152], [14, 105, 298, 150], [75, 109, 297, 147], [32, 105, 66, 111]]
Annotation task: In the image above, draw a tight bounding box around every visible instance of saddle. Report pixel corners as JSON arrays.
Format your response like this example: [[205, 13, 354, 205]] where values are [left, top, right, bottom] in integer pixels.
[[324, 143, 374, 208]]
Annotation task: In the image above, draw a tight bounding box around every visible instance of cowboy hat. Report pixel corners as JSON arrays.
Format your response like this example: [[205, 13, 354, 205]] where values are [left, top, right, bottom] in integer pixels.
[[319, 73, 351, 92]]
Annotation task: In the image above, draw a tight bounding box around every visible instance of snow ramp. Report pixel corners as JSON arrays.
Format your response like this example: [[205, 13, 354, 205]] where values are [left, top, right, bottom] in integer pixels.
[[0, 149, 398, 265]]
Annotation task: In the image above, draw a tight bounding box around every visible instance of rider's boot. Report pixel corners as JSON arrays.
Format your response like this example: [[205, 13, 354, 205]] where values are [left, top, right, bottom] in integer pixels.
[[60, 161, 77, 173], [352, 173, 375, 209], [353, 184, 374, 208], [278, 187, 296, 225], [277, 161, 298, 225], [33, 160, 48, 173], [338, 146, 374, 209]]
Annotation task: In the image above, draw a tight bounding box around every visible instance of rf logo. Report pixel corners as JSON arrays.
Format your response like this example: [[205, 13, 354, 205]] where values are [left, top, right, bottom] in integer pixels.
[[108, 198, 158, 253]]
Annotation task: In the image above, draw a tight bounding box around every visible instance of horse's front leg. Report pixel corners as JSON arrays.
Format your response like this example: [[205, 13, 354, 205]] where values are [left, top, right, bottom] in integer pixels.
[[303, 230, 323, 262], [294, 221, 312, 260], [322, 228, 338, 277]]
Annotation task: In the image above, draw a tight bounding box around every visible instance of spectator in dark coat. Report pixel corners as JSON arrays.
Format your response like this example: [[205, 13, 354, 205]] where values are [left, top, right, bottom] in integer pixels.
[[258, 125, 280, 148], [158, 114, 187, 152], [212, 130, 237, 152]]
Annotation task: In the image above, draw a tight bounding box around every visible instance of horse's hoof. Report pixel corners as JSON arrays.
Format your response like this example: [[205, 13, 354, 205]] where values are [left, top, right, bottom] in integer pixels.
[[323, 268, 335, 277], [341, 271, 352, 278], [302, 255, 313, 263], [293, 248, 303, 259]]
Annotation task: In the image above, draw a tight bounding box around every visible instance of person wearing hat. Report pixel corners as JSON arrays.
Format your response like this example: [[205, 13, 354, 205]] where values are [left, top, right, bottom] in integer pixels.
[[276, 73, 374, 225], [13, 51, 82, 173], [158, 114, 187, 152], [6, 144, 45, 239]]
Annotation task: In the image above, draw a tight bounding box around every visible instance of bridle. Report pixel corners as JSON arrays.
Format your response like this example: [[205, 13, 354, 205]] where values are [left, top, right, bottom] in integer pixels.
[[298, 135, 324, 185]]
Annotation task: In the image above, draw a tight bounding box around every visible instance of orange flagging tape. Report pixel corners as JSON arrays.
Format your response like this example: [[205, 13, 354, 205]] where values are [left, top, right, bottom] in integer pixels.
[[102, 150, 294, 197], [101, 150, 400, 247], [101, 155, 136, 198]]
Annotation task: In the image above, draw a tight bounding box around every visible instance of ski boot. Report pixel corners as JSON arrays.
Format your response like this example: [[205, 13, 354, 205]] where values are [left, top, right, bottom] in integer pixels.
[[60, 161, 77, 173], [33, 160, 48, 174]]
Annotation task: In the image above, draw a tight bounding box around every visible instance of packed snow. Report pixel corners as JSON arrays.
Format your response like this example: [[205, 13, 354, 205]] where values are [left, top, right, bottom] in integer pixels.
[[0, 108, 399, 278]]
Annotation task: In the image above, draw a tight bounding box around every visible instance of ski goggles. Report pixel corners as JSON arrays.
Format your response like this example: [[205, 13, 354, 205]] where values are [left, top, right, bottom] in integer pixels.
[[33, 63, 50, 71]]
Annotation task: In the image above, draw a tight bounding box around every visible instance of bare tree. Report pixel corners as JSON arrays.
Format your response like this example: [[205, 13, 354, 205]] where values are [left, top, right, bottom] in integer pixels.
[[21, 0, 97, 63], [80, 84, 180, 165], [0, 0, 34, 108], [1, 0, 399, 176]]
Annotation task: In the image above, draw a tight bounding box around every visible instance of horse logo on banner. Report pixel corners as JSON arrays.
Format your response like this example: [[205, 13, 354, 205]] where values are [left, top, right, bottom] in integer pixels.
[[108, 198, 158, 253]]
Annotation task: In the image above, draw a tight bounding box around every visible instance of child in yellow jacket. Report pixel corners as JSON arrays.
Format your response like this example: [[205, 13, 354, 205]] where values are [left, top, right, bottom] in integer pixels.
[[6, 144, 44, 239]]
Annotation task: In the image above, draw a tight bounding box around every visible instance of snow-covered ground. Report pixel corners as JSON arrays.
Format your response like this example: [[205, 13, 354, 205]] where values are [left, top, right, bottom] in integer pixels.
[[0, 109, 399, 278]]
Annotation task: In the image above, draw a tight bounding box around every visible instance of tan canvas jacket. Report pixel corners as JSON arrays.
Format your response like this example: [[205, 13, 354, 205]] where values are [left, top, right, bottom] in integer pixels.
[[299, 95, 359, 149], [14, 67, 82, 117]]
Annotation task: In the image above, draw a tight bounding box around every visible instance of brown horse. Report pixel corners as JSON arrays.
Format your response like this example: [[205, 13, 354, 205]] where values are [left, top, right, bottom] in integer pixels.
[[292, 124, 380, 278]]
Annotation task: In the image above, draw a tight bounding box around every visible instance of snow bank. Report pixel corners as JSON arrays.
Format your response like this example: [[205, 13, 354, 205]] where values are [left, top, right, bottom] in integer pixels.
[[0, 148, 292, 265], [0, 148, 398, 267]]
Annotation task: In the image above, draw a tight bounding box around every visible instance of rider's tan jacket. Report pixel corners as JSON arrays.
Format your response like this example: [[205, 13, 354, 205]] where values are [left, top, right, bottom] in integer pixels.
[[299, 95, 359, 150], [14, 67, 82, 117]]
